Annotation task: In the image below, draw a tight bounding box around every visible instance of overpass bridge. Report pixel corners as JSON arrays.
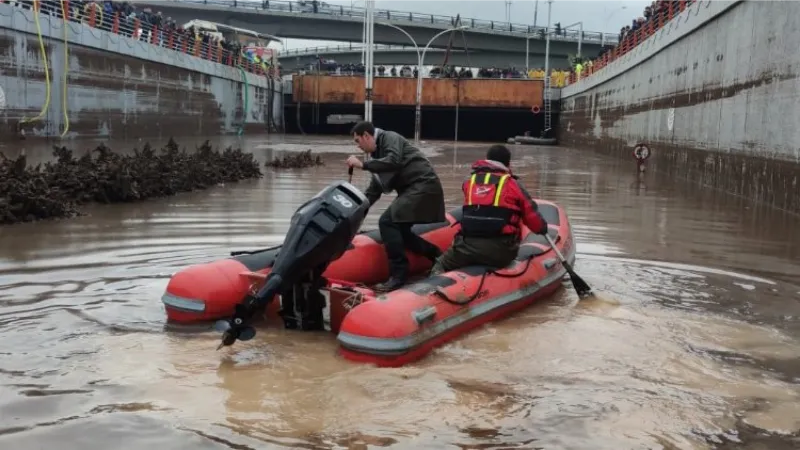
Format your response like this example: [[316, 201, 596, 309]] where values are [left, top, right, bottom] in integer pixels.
[[278, 44, 573, 71], [137, 0, 618, 58]]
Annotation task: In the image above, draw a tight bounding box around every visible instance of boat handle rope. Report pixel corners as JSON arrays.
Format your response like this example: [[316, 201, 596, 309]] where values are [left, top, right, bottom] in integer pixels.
[[433, 255, 536, 306], [230, 244, 283, 257]]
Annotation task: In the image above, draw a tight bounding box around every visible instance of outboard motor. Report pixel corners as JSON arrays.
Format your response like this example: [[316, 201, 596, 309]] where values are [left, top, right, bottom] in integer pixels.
[[215, 180, 370, 349]]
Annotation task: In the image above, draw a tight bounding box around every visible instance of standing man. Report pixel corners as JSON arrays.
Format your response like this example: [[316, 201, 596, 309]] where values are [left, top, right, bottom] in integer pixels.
[[346, 121, 445, 292]]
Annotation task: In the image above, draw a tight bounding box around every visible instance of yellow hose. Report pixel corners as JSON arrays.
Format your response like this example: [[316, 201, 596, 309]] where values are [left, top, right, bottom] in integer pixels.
[[19, 0, 52, 127], [59, 0, 69, 137]]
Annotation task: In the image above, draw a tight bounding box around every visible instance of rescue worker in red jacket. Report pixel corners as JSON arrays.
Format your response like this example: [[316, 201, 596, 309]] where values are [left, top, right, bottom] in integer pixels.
[[431, 144, 549, 275]]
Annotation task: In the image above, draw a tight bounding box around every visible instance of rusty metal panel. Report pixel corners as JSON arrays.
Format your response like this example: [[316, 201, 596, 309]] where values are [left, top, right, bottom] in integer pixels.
[[0, 4, 277, 141], [292, 74, 543, 108]]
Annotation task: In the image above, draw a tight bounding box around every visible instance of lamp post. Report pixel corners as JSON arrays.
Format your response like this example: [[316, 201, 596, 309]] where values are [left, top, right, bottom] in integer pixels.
[[544, 0, 552, 84], [414, 25, 468, 142], [604, 5, 627, 22], [603, 5, 627, 46], [525, 31, 529, 72], [377, 22, 423, 142], [364, 0, 375, 122], [561, 21, 584, 57], [543, 0, 553, 135], [349, 0, 367, 64], [526, 0, 541, 72], [378, 22, 421, 71]]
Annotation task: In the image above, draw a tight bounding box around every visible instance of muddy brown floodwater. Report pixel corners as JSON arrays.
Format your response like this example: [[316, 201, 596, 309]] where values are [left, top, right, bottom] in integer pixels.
[[1, 135, 799, 450]]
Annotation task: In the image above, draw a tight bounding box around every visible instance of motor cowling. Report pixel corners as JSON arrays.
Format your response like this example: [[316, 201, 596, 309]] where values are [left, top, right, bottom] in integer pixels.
[[216, 180, 370, 347], [271, 180, 370, 282]]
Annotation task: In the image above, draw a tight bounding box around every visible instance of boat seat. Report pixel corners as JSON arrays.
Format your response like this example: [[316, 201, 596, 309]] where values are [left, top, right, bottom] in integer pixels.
[[399, 274, 458, 296], [365, 218, 455, 246], [515, 227, 560, 261], [436, 228, 560, 278]]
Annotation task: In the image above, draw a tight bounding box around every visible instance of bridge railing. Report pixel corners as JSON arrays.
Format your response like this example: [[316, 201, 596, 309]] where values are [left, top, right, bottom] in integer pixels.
[[171, 0, 619, 45], [18, 0, 278, 79], [562, 0, 696, 87], [281, 43, 421, 57]]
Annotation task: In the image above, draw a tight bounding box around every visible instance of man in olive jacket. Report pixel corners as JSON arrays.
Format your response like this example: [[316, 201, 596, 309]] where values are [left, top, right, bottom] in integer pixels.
[[346, 121, 446, 292]]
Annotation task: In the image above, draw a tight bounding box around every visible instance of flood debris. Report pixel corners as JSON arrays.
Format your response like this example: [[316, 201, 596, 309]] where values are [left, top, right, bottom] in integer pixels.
[[0, 138, 262, 225], [265, 149, 324, 169]]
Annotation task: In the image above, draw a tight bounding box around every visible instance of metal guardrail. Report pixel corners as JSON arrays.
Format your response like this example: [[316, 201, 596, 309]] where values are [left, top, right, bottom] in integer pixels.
[[561, 0, 698, 88], [18, 1, 277, 78], [281, 44, 435, 57], [167, 0, 619, 45]]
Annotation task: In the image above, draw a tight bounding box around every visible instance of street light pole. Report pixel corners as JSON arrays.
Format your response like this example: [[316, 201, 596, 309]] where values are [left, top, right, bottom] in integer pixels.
[[562, 21, 584, 57], [528, 0, 540, 72], [352, 0, 366, 64], [360, 5, 366, 64], [525, 33, 529, 72], [377, 22, 423, 142], [543, 0, 553, 135], [364, 0, 375, 122], [544, 0, 552, 84], [415, 25, 467, 143]]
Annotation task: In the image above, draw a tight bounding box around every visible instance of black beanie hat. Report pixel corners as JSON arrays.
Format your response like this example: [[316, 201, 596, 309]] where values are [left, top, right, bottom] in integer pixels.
[[486, 145, 511, 167]]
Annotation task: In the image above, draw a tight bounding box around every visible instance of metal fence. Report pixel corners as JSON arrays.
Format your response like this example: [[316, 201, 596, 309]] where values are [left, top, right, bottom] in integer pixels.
[[170, 0, 619, 45], [281, 43, 420, 57], [563, 0, 697, 87], [17, 0, 277, 78]]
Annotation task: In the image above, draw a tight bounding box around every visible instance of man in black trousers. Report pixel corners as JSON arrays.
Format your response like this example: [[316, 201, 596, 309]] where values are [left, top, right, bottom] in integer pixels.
[[346, 121, 445, 292]]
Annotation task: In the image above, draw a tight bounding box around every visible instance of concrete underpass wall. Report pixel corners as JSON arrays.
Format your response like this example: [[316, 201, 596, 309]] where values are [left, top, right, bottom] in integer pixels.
[[558, 0, 800, 214], [0, 4, 283, 142]]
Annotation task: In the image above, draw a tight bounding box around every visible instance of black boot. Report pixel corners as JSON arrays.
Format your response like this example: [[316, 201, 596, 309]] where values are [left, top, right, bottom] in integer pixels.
[[426, 247, 442, 264], [374, 276, 407, 293], [399, 226, 441, 264], [378, 211, 411, 292]]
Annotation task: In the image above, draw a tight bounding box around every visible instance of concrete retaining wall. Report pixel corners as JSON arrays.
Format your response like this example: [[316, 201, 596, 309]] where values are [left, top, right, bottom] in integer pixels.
[[0, 4, 283, 141], [558, 0, 800, 214]]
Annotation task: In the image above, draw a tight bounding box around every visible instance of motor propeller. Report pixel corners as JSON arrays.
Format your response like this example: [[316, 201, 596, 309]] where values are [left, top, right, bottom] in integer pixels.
[[213, 304, 257, 350]]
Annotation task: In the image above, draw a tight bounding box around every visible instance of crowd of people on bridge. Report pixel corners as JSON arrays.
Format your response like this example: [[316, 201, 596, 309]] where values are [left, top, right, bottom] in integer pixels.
[[563, 0, 697, 86], [296, 57, 573, 87], [4, 0, 279, 78], [4, 0, 697, 91], [297, 61, 529, 80]]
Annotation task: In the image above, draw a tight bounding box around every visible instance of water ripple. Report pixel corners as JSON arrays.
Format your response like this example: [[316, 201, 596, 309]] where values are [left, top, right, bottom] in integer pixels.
[[0, 139, 799, 449]]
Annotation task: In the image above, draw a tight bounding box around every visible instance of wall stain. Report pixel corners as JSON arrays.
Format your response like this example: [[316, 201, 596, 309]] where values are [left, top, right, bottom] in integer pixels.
[[558, 0, 800, 214], [0, 25, 274, 142]]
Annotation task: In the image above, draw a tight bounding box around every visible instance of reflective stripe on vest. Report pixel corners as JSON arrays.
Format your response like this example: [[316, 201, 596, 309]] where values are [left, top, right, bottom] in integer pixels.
[[467, 173, 510, 206]]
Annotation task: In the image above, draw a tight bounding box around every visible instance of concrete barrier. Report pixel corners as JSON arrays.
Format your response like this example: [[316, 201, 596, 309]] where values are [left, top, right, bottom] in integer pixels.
[[558, 0, 800, 213], [0, 4, 282, 141]]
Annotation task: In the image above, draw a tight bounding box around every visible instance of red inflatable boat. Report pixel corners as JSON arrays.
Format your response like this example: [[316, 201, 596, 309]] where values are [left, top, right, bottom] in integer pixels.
[[161, 210, 461, 323], [162, 196, 573, 367], [335, 200, 574, 367]]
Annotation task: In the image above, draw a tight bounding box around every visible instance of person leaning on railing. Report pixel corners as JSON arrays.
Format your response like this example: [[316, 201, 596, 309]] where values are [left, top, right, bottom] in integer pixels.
[[5, 0, 256, 74], [563, 0, 696, 85]]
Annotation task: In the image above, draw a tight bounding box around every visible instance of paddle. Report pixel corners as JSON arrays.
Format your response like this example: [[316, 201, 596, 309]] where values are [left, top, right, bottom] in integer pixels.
[[348, 166, 354, 183], [544, 234, 593, 299]]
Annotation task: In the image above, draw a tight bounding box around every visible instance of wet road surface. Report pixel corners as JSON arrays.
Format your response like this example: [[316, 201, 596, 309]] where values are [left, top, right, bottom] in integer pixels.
[[1, 135, 799, 449]]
